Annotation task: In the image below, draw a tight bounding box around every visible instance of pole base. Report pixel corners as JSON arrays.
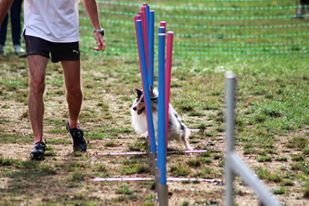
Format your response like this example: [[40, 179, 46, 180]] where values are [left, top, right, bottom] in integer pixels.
[[157, 183, 168, 206]]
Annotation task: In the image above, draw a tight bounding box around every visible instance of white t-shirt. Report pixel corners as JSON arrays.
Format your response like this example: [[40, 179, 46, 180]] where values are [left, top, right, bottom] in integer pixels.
[[24, 0, 80, 43]]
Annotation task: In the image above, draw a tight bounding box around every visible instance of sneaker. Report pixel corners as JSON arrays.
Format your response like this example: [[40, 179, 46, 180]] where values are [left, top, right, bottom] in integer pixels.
[[30, 142, 46, 160], [14, 45, 26, 57], [66, 122, 87, 152]]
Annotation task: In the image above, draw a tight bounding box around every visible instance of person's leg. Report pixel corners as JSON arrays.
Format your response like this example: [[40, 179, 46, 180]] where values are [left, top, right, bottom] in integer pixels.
[[24, 35, 51, 159], [0, 14, 8, 52], [61, 60, 82, 128], [61, 60, 87, 152], [27, 55, 49, 143], [10, 0, 23, 53], [51, 41, 86, 152]]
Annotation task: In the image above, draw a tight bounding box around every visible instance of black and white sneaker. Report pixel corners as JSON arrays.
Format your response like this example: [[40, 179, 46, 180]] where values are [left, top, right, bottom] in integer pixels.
[[30, 142, 46, 160], [66, 122, 87, 152]]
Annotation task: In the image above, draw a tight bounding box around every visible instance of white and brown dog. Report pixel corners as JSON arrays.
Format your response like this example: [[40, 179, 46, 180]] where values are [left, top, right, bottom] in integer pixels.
[[131, 88, 192, 150]]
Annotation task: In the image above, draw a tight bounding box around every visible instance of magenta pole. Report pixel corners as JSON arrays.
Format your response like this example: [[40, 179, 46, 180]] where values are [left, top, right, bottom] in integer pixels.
[[134, 15, 141, 70], [160, 21, 167, 33], [165, 31, 173, 150], [141, 5, 149, 70]]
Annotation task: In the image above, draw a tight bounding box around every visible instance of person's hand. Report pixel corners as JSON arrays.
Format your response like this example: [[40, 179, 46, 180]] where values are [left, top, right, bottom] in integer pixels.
[[94, 31, 105, 51]]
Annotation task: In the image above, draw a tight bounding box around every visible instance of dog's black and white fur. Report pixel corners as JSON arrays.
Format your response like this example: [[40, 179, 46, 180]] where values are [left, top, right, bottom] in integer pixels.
[[131, 88, 192, 150]]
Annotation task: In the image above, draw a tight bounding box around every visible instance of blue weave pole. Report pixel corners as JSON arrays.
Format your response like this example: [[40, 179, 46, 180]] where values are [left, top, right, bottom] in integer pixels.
[[157, 28, 167, 185], [135, 19, 157, 155], [148, 10, 155, 88]]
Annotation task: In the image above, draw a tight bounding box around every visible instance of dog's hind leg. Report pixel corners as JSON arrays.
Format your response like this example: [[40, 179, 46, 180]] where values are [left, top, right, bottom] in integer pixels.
[[182, 136, 193, 151], [180, 125, 193, 151]]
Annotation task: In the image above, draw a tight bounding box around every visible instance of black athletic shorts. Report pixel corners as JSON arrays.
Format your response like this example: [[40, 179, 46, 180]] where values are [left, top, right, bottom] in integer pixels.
[[24, 34, 80, 63]]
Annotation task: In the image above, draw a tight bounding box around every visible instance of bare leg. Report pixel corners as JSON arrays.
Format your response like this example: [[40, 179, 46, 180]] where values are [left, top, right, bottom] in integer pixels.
[[27, 55, 48, 143], [61, 60, 82, 128]]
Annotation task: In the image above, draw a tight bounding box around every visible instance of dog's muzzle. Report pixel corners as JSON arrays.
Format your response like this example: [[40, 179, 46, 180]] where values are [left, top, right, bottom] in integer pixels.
[[137, 107, 145, 115]]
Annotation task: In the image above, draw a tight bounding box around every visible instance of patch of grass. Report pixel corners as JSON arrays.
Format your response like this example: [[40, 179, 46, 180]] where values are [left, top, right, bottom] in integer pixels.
[[291, 154, 304, 162], [93, 163, 108, 173], [287, 136, 308, 150], [275, 156, 288, 162], [281, 179, 294, 187], [202, 157, 212, 164], [257, 154, 272, 162], [204, 130, 218, 138], [180, 201, 190, 206], [187, 158, 202, 168], [196, 167, 221, 179], [104, 141, 118, 147], [45, 147, 57, 157], [170, 164, 191, 177], [87, 131, 109, 140], [70, 171, 86, 182], [290, 162, 307, 173], [116, 184, 134, 195], [272, 187, 287, 195], [255, 167, 282, 183], [0, 157, 21, 167], [120, 160, 150, 175], [1, 134, 32, 144], [46, 138, 71, 145], [243, 144, 258, 155], [128, 139, 147, 151], [303, 147, 309, 156], [196, 123, 207, 130], [6, 162, 57, 182], [188, 111, 204, 117], [141, 194, 156, 206]]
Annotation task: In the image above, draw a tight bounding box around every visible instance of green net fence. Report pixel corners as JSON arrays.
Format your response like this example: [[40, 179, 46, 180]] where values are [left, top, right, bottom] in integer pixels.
[[80, 0, 308, 58]]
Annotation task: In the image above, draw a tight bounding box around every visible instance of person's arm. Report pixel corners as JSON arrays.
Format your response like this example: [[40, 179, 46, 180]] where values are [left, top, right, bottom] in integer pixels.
[[0, 0, 13, 24], [82, 0, 105, 51]]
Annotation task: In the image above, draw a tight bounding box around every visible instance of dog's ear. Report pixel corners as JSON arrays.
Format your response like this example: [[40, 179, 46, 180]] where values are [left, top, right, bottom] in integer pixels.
[[134, 88, 143, 98]]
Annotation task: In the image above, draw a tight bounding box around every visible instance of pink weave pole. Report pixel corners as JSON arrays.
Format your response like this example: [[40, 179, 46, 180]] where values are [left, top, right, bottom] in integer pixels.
[[165, 31, 174, 150], [141, 5, 149, 69], [160, 21, 167, 32]]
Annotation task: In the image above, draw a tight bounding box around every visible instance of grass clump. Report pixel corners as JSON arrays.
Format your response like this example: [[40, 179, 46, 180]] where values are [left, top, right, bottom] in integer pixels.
[[170, 164, 191, 177]]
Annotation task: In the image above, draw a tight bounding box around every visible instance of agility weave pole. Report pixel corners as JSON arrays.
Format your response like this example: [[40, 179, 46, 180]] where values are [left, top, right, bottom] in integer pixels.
[[134, 14, 157, 175], [135, 4, 170, 205], [224, 72, 281, 206]]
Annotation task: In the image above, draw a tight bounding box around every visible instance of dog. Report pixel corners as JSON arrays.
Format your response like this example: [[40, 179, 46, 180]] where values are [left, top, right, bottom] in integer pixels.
[[131, 88, 192, 151]]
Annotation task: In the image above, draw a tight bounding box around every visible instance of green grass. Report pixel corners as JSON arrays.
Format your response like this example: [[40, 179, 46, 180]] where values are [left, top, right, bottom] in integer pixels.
[[255, 167, 283, 183]]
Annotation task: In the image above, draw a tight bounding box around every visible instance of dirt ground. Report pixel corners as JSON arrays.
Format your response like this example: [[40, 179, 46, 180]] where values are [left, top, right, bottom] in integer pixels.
[[0, 56, 308, 205]]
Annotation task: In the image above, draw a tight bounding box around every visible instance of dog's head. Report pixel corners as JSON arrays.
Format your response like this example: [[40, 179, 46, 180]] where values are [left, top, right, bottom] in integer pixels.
[[132, 88, 158, 115]]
